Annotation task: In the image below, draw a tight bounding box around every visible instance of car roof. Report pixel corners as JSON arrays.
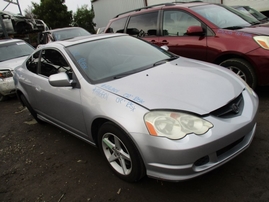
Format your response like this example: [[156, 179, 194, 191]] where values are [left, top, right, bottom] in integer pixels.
[[0, 38, 24, 45], [39, 33, 127, 48], [113, 1, 209, 19]]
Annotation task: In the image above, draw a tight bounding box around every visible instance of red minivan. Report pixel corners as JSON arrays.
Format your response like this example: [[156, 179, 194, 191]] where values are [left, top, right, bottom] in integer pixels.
[[104, 2, 269, 89]]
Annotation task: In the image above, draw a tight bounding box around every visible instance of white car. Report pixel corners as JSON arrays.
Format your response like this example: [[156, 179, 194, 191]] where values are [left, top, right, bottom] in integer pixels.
[[0, 39, 34, 101]]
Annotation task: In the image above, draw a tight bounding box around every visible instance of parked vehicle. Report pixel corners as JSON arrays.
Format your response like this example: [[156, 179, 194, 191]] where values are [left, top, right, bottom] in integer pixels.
[[0, 11, 45, 35], [96, 27, 106, 34], [104, 2, 269, 89], [38, 27, 91, 45], [13, 33, 258, 182], [0, 39, 34, 101], [232, 5, 269, 23]]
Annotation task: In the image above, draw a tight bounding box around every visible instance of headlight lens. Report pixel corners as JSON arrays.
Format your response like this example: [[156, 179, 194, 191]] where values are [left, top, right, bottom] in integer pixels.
[[253, 36, 269, 50], [0, 70, 13, 79], [144, 111, 213, 140]]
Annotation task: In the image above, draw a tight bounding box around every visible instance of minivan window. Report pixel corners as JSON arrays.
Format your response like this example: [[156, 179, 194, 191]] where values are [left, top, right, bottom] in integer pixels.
[[191, 4, 258, 28], [126, 12, 158, 37], [106, 17, 127, 33], [163, 10, 201, 36]]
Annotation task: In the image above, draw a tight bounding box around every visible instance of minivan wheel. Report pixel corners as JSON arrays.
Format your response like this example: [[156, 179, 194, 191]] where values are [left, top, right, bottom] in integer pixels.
[[20, 94, 43, 123], [98, 122, 145, 182], [219, 58, 257, 89]]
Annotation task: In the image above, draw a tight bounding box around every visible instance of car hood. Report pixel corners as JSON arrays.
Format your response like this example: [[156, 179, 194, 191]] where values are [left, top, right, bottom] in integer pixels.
[[0, 56, 28, 70], [99, 57, 245, 115], [239, 22, 269, 35]]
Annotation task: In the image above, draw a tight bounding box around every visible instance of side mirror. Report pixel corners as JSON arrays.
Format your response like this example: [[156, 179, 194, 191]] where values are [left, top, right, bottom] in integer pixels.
[[49, 72, 72, 87], [186, 26, 204, 35]]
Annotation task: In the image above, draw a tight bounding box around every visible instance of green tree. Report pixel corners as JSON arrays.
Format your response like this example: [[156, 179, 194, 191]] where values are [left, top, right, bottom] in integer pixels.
[[32, 0, 72, 29], [73, 5, 96, 34]]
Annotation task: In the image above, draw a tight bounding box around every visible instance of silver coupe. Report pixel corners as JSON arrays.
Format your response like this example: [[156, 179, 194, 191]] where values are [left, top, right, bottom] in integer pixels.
[[13, 34, 259, 182]]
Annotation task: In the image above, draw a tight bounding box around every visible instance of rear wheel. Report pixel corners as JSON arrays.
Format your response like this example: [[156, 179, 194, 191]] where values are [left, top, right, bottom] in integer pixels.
[[98, 122, 145, 182], [20, 94, 43, 123], [219, 58, 257, 89]]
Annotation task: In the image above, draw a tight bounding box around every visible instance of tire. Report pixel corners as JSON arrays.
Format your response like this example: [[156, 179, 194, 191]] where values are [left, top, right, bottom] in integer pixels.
[[219, 58, 257, 89], [0, 94, 7, 102], [98, 122, 145, 182], [20, 94, 43, 123]]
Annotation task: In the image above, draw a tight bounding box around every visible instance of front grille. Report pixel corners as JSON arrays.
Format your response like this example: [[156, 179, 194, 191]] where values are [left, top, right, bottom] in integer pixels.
[[194, 156, 209, 166], [211, 93, 244, 118], [216, 137, 244, 157]]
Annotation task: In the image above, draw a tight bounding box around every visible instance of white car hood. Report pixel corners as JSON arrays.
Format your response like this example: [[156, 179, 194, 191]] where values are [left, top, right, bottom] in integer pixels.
[[0, 56, 28, 70], [99, 57, 245, 115]]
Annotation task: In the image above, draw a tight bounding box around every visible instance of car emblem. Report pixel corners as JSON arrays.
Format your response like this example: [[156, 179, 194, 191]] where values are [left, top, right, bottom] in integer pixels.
[[231, 103, 240, 114]]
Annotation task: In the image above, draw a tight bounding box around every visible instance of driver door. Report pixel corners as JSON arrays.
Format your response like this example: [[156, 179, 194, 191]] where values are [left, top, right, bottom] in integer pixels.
[[33, 48, 87, 136]]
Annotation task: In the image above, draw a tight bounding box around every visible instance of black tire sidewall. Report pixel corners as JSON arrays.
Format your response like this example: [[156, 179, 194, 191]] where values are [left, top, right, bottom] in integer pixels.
[[97, 122, 145, 182], [20, 94, 42, 123], [0, 94, 6, 102]]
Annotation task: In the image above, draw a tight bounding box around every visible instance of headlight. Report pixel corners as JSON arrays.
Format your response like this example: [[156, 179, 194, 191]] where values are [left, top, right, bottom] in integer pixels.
[[144, 111, 213, 140], [0, 70, 13, 79], [253, 36, 269, 50]]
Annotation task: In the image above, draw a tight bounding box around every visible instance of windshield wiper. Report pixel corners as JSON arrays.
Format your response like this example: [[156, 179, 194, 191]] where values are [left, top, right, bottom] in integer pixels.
[[223, 26, 244, 30], [251, 22, 261, 25], [114, 56, 179, 79], [113, 72, 134, 79], [153, 56, 179, 66]]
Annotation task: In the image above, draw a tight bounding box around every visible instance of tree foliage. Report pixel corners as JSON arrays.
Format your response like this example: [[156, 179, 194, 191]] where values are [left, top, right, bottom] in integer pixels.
[[73, 5, 96, 34], [24, 5, 36, 19], [32, 0, 72, 29]]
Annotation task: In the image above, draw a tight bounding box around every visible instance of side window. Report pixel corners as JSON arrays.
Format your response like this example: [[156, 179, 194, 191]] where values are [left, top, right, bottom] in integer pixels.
[[126, 12, 158, 37], [106, 17, 127, 33], [40, 49, 72, 78], [26, 51, 41, 74], [163, 10, 201, 36]]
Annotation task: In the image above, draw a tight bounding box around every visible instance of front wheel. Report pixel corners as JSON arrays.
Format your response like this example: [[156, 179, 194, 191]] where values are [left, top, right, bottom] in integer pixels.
[[219, 58, 257, 89], [98, 122, 145, 182], [0, 94, 7, 102], [20, 94, 43, 123]]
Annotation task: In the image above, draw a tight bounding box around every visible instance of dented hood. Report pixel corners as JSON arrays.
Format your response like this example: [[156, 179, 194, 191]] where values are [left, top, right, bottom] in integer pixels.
[[99, 57, 245, 115], [0, 56, 28, 71]]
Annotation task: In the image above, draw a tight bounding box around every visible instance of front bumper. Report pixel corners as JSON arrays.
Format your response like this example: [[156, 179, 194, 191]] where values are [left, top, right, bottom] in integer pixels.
[[0, 77, 16, 96], [131, 90, 258, 181]]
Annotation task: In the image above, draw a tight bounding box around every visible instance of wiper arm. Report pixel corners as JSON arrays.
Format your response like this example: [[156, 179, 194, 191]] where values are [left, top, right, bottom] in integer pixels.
[[153, 56, 179, 67], [251, 22, 261, 25], [223, 26, 244, 30], [114, 72, 134, 79]]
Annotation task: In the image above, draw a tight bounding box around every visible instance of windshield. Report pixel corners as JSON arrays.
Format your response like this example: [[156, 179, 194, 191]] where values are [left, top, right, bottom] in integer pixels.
[[52, 28, 90, 41], [67, 35, 174, 83], [0, 41, 34, 62], [234, 6, 269, 22], [191, 4, 260, 29]]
